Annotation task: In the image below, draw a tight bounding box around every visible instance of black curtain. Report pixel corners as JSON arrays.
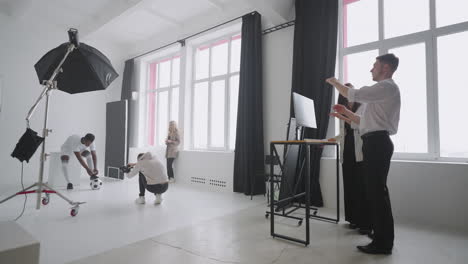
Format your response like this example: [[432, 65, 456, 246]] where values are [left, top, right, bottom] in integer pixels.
[[121, 59, 135, 101], [290, 0, 339, 206], [120, 59, 136, 163], [233, 12, 265, 195]]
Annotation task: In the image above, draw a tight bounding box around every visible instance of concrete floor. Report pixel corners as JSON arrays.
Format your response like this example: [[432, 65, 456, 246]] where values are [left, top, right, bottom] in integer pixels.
[[1, 177, 468, 264], [0, 177, 264, 264], [71, 204, 468, 264]]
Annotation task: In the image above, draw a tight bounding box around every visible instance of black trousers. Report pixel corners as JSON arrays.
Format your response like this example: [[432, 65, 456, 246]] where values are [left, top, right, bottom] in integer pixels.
[[139, 173, 168, 197], [167, 158, 175, 179], [362, 132, 394, 249], [342, 133, 371, 229]]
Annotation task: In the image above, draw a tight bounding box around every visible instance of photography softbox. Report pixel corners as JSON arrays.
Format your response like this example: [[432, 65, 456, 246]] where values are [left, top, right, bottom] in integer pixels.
[[11, 128, 44, 163]]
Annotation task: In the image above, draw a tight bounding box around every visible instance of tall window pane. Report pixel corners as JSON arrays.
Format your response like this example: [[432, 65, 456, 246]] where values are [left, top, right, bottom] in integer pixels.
[[159, 60, 171, 88], [196, 48, 209, 80], [230, 36, 241, 73], [194, 82, 208, 148], [344, 50, 378, 88], [172, 57, 180, 85], [211, 40, 228, 77], [436, 0, 468, 28], [147, 92, 156, 146], [390, 43, 428, 153], [211, 80, 225, 147], [229, 75, 239, 150], [157, 91, 169, 146], [438, 32, 468, 158], [344, 0, 378, 47], [171, 87, 179, 123], [147, 63, 157, 146], [384, 0, 429, 38]]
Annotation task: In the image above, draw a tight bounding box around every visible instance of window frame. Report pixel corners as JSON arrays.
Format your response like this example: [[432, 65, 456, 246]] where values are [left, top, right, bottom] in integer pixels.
[[190, 32, 241, 152], [338, 0, 468, 162], [145, 54, 181, 147]]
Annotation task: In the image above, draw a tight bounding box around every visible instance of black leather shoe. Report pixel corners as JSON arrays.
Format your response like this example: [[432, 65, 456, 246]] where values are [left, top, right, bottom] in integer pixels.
[[357, 243, 392, 255], [90, 175, 99, 180], [67, 183, 73, 190]]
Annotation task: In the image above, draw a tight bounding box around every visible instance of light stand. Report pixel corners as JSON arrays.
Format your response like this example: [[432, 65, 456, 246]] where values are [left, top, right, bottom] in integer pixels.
[[0, 44, 85, 217]]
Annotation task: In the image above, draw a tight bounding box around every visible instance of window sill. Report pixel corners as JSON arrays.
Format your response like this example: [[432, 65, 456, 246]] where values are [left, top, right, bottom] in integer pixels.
[[183, 149, 235, 154], [321, 156, 468, 165]]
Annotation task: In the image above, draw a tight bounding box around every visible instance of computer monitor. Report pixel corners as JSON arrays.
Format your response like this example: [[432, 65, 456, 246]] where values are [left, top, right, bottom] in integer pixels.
[[293, 92, 316, 129]]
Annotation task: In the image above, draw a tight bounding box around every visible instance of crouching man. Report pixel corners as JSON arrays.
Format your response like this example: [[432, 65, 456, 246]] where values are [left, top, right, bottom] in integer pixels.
[[126, 152, 169, 205]]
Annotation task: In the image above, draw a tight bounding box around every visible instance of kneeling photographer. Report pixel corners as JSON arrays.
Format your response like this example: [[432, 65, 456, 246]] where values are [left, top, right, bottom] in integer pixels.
[[122, 152, 169, 205]]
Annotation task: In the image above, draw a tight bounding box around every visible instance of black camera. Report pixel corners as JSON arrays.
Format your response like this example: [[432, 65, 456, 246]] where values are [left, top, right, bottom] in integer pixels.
[[119, 164, 133, 173]]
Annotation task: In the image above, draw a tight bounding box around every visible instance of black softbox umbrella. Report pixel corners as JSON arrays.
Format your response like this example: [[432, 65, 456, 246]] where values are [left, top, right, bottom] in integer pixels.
[[34, 42, 119, 94]]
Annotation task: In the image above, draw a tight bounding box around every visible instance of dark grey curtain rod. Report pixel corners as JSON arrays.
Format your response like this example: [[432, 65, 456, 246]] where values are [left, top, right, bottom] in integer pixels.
[[130, 11, 257, 60], [129, 12, 295, 60]]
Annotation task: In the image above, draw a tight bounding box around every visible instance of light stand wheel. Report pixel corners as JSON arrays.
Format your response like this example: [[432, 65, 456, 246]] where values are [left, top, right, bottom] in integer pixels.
[[42, 195, 50, 205], [42, 197, 49, 205], [70, 207, 79, 217]]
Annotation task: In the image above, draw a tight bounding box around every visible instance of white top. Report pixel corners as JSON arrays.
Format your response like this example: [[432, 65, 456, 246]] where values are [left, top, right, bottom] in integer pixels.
[[127, 152, 168, 185], [61, 135, 96, 153], [335, 104, 365, 163], [347, 78, 401, 136]]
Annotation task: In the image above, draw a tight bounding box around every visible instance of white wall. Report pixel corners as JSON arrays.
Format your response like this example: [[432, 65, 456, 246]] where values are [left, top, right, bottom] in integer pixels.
[[0, 14, 127, 187], [319, 159, 468, 232], [263, 27, 295, 154]]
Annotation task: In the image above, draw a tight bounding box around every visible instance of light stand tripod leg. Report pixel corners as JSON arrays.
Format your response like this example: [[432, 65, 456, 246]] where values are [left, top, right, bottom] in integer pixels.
[[0, 183, 38, 204], [42, 183, 83, 205]]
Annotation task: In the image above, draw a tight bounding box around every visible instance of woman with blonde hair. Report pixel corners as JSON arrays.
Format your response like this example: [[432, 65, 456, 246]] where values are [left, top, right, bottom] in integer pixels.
[[165, 121, 180, 183]]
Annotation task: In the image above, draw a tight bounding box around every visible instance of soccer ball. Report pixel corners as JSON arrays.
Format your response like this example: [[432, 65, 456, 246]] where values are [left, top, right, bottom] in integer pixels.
[[90, 179, 103, 190]]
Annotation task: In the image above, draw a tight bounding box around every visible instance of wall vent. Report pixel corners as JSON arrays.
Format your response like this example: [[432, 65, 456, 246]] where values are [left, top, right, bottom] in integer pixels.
[[209, 179, 227, 188], [190, 177, 206, 184], [190, 177, 228, 189]]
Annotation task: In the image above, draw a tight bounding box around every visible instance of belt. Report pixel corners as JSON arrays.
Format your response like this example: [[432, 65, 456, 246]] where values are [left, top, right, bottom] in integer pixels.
[[361, 130, 389, 139]]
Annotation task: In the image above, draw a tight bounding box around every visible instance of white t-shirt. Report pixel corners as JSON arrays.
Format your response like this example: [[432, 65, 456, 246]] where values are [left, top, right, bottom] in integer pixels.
[[61, 135, 96, 154]]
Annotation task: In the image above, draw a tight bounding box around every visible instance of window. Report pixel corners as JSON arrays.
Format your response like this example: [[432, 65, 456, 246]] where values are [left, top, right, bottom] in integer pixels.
[[343, 0, 378, 47], [389, 43, 428, 153], [384, 0, 429, 38], [339, 0, 468, 160], [191, 34, 241, 151], [146, 55, 180, 146], [438, 31, 468, 158]]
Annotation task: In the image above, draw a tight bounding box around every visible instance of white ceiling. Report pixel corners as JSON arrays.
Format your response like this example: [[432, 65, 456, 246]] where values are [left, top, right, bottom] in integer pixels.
[[0, 0, 294, 46]]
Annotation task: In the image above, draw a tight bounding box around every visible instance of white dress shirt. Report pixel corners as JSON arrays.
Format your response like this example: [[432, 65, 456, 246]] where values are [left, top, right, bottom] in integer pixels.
[[347, 78, 400, 136]]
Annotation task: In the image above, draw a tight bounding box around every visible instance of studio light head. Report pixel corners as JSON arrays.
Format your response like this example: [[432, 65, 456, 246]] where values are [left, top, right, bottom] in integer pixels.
[[67, 28, 80, 47]]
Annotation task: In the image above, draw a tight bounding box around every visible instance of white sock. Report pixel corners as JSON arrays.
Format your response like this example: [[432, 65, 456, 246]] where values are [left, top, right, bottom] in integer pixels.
[[85, 156, 94, 171], [61, 161, 71, 183]]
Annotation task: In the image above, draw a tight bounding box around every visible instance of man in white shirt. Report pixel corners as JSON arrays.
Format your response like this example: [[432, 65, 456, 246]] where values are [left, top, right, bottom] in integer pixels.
[[326, 53, 400, 255], [61, 133, 99, 190], [126, 152, 169, 205]]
